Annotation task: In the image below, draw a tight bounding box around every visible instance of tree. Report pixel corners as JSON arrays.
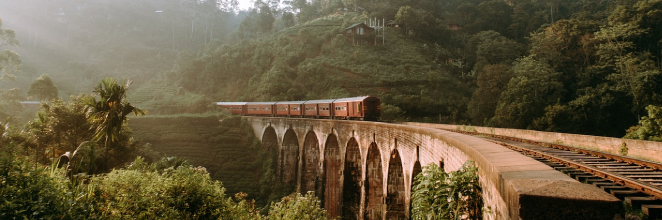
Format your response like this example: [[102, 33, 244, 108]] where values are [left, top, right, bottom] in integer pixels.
[[282, 12, 295, 28], [468, 64, 514, 125], [490, 56, 565, 129], [27, 97, 93, 155], [466, 31, 524, 73], [624, 105, 662, 141], [395, 6, 421, 35], [257, 4, 276, 33], [472, 0, 513, 35], [83, 78, 145, 171], [0, 18, 20, 81], [0, 88, 24, 121], [593, 5, 662, 117], [28, 74, 59, 101]]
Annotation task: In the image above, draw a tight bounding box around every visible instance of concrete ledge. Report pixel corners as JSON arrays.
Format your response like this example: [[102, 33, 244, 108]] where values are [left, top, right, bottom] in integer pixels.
[[419, 127, 621, 219], [405, 122, 662, 164]]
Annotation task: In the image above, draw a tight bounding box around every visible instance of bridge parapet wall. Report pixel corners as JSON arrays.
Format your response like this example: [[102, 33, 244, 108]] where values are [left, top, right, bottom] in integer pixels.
[[246, 117, 620, 219], [407, 122, 662, 164]]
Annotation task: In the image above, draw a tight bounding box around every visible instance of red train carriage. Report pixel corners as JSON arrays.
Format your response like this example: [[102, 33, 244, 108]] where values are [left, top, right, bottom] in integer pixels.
[[216, 102, 247, 115], [274, 103, 289, 117], [333, 96, 381, 120], [275, 101, 304, 117], [216, 96, 381, 121], [303, 99, 335, 118], [246, 102, 275, 116]]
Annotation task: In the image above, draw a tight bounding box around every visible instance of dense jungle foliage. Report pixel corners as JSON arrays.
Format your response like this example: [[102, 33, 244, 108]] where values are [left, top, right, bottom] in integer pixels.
[[0, 77, 313, 218], [0, 142, 325, 219], [1, 0, 662, 138]]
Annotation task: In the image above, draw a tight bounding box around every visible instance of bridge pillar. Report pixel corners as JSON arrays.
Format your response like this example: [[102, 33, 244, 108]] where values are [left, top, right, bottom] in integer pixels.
[[343, 137, 362, 219], [386, 148, 405, 219], [364, 142, 384, 220], [281, 129, 299, 186], [301, 131, 321, 195], [323, 134, 342, 217]]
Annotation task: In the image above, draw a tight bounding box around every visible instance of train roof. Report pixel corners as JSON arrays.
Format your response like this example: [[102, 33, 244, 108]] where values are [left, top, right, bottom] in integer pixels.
[[215, 102, 247, 106], [246, 102, 277, 105], [303, 99, 336, 104], [20, 101, 41, 105], [333, 96, 379, 102], [275, 101, 306, 105]]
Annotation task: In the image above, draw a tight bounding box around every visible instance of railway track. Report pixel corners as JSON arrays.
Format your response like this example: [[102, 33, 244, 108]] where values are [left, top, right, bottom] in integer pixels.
[[447, 129, 662, 219]]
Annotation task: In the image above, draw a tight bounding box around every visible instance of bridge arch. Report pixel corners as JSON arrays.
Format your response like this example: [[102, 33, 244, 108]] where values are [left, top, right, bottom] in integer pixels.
[[342, 137, 362, 220], [323, 133, 341, 218], [301, 130, 321, 194], [386, 148, 405, 219], [281, 129, 299, 185], [261, 126, 278, 148], [364, 142, 384, 220]]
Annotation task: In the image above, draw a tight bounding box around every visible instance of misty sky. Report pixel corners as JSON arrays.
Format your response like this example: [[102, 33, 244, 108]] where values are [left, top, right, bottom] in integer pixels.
[[237, 0, 254, 10]]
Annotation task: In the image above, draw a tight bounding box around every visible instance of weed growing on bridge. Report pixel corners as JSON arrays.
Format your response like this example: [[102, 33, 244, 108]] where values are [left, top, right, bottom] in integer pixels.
[[619, 142, 629, 156], [411, 161, 483, 220]]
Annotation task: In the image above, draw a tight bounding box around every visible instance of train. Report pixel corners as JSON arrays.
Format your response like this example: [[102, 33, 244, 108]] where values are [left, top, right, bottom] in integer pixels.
[[216, 96, 381, 121]]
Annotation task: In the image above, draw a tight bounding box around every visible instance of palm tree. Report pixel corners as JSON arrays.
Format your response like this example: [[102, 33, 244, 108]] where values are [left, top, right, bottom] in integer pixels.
[[83, 78, 145, 171]]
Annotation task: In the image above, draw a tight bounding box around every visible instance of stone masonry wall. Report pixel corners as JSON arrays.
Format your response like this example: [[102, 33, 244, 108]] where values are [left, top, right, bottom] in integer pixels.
[[246, 117, 621, 220]]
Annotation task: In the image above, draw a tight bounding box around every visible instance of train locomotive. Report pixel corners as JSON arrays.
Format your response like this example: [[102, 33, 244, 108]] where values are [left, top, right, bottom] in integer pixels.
[[216, 96, 381, 121]]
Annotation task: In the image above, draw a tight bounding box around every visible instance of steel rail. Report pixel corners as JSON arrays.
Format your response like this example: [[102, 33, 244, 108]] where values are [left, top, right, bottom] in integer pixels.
[[445, 129, 662, 201]]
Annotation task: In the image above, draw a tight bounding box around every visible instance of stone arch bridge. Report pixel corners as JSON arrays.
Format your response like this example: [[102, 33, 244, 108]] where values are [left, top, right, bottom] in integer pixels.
[[245, 117, 620, 220]]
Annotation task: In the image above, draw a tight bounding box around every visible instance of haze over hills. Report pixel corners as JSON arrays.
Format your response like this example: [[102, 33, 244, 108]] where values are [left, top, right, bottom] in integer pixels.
[[1, 0, 662, 138]]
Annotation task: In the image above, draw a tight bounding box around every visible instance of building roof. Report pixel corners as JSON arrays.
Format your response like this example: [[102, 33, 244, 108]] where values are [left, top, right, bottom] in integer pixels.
[[20, 101, 41, 105], [345, 23, 373, 30]]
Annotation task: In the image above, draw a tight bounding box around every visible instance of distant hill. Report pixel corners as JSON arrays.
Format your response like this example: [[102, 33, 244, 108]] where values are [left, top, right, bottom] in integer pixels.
[[140, 12, 470, 122]]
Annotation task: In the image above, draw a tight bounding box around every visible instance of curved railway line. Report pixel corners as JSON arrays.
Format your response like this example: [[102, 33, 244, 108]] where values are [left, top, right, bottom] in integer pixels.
[[444, 129, 662, 219]]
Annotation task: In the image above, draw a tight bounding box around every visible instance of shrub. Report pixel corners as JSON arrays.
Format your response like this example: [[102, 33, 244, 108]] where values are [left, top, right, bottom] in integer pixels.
[[411, 161, 483, 220], [267, 192, 329, 220], [91, 163, 231, 219], [0, 145, 69, 219]]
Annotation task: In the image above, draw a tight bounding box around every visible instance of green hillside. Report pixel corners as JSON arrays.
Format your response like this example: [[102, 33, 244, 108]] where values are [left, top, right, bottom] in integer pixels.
[[3, 0, 662, 138], [140, 11, 470, 122], [143, 0, 662, 138]]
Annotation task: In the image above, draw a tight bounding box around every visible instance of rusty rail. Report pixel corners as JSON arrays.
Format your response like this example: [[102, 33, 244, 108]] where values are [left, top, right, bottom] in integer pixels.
[[445, 129, 662, 201]]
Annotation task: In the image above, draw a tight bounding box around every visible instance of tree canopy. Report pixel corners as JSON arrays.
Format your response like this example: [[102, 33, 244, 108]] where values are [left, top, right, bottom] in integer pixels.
[[27, 74, 58, 101]]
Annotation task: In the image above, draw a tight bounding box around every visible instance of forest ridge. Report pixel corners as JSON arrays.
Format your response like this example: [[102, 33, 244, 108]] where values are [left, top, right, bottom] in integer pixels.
[[1, 0, 661, 138]]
